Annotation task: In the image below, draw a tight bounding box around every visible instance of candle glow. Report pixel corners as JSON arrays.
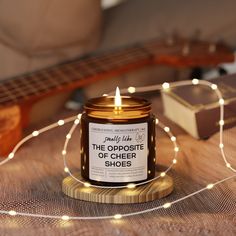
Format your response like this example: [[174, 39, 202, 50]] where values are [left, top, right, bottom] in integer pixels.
[[114, 86, 122, 110]]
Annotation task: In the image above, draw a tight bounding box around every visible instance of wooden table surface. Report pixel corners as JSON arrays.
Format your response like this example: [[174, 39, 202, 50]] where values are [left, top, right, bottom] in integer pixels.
[[0, 96, 235, 236]]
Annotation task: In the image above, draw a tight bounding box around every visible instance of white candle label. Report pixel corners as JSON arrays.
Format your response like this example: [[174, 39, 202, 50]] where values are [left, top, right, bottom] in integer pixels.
[[89, 122, 148, 182]]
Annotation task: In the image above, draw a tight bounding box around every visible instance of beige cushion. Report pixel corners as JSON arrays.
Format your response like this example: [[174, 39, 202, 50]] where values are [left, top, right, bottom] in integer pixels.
[[0, 0, 102, 79]]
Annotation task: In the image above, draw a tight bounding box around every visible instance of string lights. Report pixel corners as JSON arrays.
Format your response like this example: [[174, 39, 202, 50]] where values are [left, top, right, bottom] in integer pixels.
[[0, 79, 235, 221], [62, 112, 179, 189]]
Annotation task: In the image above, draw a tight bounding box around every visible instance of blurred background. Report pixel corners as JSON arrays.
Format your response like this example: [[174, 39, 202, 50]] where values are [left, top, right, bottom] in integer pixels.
[[1, 0, 236, 122]]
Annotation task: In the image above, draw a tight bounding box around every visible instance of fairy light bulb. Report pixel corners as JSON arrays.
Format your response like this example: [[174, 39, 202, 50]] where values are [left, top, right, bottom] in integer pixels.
[[163, 202, 171, 208], [8, 152, 14, 159], [128, 86, 136, 94], [58, 120, 65, 126], [8, 210, 17, 216], [114, 214, 122, 219], [64, 167, 69, 173], [84, 182, 91, 188], [192, 78, 199, 85], [219, 143, 224, 149], [162, 82, 170, 90], [171, 136, 176, 142], [77, 114, 82, 119], [155, 118, 159, 124], [127, 183, 136, 189], [219, 120, 224, 126], [211, 84, 218, 90], [114, 86, 122, 109], [103, 94, 108, 96], [62, 215, 70, 221], [173, 159, 177, 164], [174, 147, 179, 152], [32, 131, 39, 137], [164, 127, 170, 132], [206, 183, 214, 189], [226, 163, 231, 168], [74, 119, 80, 125], [66, 134, 71, 139], [160, 172, 166, 177], [219, 99, 225, 105], [62, 150, 67, 155]]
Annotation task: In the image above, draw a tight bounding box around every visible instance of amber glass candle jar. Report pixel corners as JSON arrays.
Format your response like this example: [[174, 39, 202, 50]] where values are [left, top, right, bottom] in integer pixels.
[[80, 92, 156, 186]]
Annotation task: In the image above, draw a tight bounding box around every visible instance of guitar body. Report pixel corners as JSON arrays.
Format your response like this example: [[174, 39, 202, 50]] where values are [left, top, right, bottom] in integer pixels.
[[0, 38, 234, 157], [0, 105, 22, 156], [0, 91, 72, 156]]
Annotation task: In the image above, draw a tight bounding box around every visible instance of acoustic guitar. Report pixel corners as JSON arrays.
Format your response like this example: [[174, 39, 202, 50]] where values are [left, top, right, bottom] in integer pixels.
[[0, 38, 234, 156]]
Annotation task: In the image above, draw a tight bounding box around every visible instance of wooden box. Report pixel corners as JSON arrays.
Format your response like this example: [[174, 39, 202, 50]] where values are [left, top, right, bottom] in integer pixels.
[[161, 74, 236, 139]]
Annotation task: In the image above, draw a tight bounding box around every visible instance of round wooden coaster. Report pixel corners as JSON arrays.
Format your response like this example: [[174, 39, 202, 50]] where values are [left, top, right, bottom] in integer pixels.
[[62, 171, 173, 204]]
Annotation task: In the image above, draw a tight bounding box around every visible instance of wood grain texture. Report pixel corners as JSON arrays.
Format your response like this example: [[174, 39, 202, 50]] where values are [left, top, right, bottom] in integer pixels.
[[62, 171, 173, 204], [0, 105, 22, 156]]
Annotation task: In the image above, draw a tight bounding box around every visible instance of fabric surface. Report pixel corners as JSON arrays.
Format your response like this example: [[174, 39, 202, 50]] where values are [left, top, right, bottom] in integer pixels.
[[0, 97, 235, 236]]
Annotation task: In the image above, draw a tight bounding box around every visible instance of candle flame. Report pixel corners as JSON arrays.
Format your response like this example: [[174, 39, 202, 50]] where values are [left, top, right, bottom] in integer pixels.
[[115, 86, 122, 108]]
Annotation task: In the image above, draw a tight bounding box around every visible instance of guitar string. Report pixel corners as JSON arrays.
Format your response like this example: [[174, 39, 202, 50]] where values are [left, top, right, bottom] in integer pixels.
[[0, 40, 213, 103], [1, 46, 152, 93], [0, 42, 217, 102], [0, 80, 235, 221], [0, 49, 150, 103]]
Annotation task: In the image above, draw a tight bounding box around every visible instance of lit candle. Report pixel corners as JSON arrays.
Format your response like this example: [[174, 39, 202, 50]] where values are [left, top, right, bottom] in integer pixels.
[[114, 86, 122, 111], [80, 87, 156, 186]]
